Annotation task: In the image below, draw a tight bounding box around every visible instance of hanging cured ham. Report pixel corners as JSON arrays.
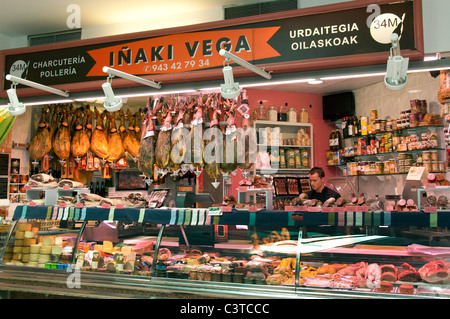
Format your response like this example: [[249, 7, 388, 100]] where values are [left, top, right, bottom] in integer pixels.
[[89, 107, 110, 159], [236, 92, 256, 170], [220, 100, 238, 174], [71, 107, 90, 158], [107, 112, 125, 162], [137, 98, 159, 178], [203, 108, 222, 179], [29, 105, 52, 160], [155, 101, 173, 169], [123, 109, 140, 158], [52, 108, 71, 160], [84, 106, 93, 141]]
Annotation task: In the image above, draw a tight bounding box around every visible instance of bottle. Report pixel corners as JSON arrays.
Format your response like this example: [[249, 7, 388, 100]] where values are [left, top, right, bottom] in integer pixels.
[[353, 117, 359, 136], [347, 118, 354, 137], [341, 117, 348, 139], [91, 251, 100, 270], [336, 129, 343, 149]]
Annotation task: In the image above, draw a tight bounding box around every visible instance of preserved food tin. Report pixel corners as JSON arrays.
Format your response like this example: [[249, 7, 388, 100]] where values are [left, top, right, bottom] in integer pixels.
[[423, 151, 431, 162], [431, 150, 438, 162], [423, 162, 431, 172], [439, 161, 445, 172], [370, 109, 378, 124], [431, 161, 439, 172]]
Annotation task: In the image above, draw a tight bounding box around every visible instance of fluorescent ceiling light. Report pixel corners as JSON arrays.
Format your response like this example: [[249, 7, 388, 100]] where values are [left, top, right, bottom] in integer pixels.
[[308, 79, 324, 85], [320, 72, 386, 81]]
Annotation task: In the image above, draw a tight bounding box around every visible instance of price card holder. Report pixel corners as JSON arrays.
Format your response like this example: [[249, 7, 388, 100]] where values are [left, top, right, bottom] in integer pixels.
[[355, 206, 369, 212], [335, 207, 346, 213], [285, 206, 303, 212], [321, 207, 334, 213], [307, 207, 321, 212], [115, 203, 124, 209], [102, 203, 111, 209], [62, 185, 70, 190], [346, 206, 357, 212], [75, 203, 83, 208], [248, 206, 258, 212], [24, 185, 31, 190], [58, 202, 67, 208], [28, 202, 37, 207], [208, 207, 223, 216], [424, 207, 437, 213], [291, 212, 304, 221], [221, 206, 232, 213]]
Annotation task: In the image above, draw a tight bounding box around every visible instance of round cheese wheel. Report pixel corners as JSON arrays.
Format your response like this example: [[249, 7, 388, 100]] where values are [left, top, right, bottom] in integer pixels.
[[15, 231, 25, 239], [30, 244, 41, 254], [14, 239, 24, 246], [22, 246, 30, 254], [24, 238, 36, 246], [29, 253, 39, 262], [41, 237, 53, 247], [13, 246, 23, 253], [12, 253, 22, 260], [21, 254, 30, 263], [39, 245, 52, 255], [51, 246, 62, 255], [17, 223, 31, 232], [38, 254, 51, 263]]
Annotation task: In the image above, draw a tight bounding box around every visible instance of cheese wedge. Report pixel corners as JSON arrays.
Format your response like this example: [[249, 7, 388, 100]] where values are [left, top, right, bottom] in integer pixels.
[[17, 223, 31, 232], [24, 231, 35, 239], [103, 241, 113, 253]]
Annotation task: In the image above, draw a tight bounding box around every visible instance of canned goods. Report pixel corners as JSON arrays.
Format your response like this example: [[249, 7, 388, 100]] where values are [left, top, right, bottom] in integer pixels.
[[423, 151, 431, 162], [423, 163, 431, 172], [439, 161, 446, 172], [370, 110, 378, 124], [431, 150, 438, 162], [431, 161, 439, 172]]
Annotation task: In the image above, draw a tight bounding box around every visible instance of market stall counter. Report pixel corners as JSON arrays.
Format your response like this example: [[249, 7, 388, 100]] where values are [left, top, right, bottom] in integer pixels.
[[1, 204, 450, 299]]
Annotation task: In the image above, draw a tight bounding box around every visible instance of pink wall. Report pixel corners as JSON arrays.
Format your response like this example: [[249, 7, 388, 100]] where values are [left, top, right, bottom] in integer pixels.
[[226, 88, 338, 200]]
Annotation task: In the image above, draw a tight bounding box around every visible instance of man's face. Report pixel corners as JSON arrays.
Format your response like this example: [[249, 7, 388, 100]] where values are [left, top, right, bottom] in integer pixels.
[[309, 173, 324, 192]]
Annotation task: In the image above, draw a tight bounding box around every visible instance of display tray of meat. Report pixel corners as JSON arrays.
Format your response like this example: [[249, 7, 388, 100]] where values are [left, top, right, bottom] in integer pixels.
[[286, 178, 300, 196], [273, 178, 287, 196]]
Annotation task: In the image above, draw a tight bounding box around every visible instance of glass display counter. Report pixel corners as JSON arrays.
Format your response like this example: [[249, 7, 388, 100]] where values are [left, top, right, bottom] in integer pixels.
[[1, 205, 450, 299]]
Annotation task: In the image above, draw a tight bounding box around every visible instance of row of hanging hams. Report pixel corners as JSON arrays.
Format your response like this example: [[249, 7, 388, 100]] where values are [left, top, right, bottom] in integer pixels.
[[137, 92, 256, 186], [28, 104, 144, 182]]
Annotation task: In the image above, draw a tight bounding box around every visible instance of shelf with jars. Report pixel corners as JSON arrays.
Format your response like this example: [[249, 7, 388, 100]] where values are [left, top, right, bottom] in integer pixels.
[[253, 108, 313, 174]]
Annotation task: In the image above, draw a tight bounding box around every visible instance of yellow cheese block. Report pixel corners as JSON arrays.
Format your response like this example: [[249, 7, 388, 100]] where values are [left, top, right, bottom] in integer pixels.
[[13, 246, 22, 253], [15, 231, 25, 239], [4, 245, 13, 253], [54, 237, 63, 246], [41, 237, 53, 247], [21, 254, 30, 263], [39, 245, 52, 255], [24, 238, 36, 246], [24, 231, 35, 239], [17, 223, 31, 232], [103, 241, 113, 253], [94, 244, 103, 251], [30, 244, 41, 254], [121, 246, 132, 256], [12, 253, 22, 260], [29, 253, 39, 262], [51, 246, 62, 255], [22, 246, 30, 254]]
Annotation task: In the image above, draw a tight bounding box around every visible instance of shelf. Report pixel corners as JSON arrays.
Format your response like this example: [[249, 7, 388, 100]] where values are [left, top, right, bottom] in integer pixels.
[[338, 148, 445, 159], [254, 120, 312, 127], [342, 125, 444, 140], [257, 144, 311, 149]]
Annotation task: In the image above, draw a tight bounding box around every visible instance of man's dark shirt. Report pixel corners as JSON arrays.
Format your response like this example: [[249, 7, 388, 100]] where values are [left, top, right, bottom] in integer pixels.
[[307, 186, 341, 203]]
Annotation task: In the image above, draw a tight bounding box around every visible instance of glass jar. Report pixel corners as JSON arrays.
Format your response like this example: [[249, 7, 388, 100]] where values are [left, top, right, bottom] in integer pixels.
[[299, 108, 309, 123], [288, 108, 297, 122], [267, 106, 277, 122], [256, 101, 266, 120], [278, 104, 288, 121]]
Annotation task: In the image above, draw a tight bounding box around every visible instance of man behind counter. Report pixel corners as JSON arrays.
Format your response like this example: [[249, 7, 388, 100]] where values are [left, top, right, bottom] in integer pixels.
[[307, 167, 341, 202]]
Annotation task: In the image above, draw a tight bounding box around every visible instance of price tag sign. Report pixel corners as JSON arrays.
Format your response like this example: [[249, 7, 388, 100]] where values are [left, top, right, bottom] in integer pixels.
[[58, 202, 67, 208], [424, 183, 436, 189], [346, 206, 357, 212], [285, 206, 301, 212], [24, 185, 31, 190], [28, 202, 37, 207], [321, 207, 334, 213], [237, 187, 249, 192], [102, 203, 111, 209], [221, 206, 232, 212], [335, 207, 346, 213], [355, 206, 369, 212], [75, 203, 84, 208], [115, 203, 124, 209], [248, 206, 258, 212], [296, 206, 307, 211], [62, 185, 70, 190], [307, 207, 321, 212]]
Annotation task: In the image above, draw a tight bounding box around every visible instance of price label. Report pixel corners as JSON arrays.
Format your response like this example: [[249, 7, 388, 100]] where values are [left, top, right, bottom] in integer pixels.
[[58, 202, 67, 208], [424, 207, 437, 213], [102, 203, 111, 209], [208, 207, 223, 216], [321, 207, 334, 213], [307, 207, 321, 212], [221, 206, 232, 212], [335, 207, 346, 213], [285, 206, 301, 212], [62, 185, 70, 190], [28, 202, 37, 207], [296, 206, 307, 211], [237, 187, 248, 192], [346, 206, 357, 212], [75, 203, 84, 208], [355, 206, 369, 212], [424, 183, 436, 189], [24, 185, 31, 190], [248, 206, 258, 212], [115, 203, 124, 209]]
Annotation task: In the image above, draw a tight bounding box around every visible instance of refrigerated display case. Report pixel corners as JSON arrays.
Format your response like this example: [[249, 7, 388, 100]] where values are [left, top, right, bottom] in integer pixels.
[[1, 204, 450, 299]]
